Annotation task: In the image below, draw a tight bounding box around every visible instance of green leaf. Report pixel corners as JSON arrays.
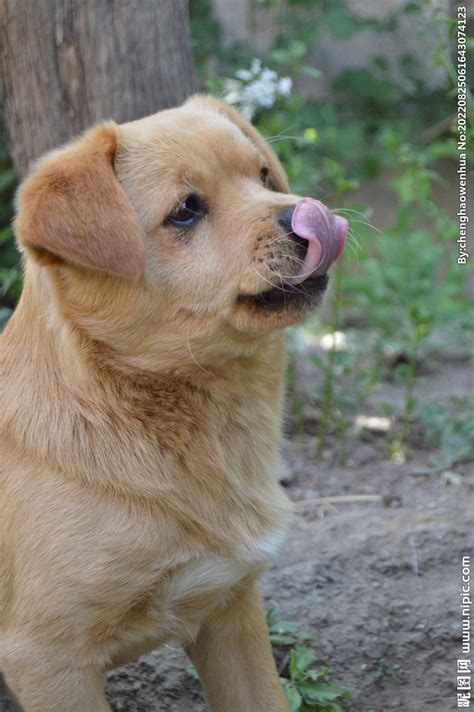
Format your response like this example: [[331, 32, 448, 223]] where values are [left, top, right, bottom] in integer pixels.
[[270, 634, 299, 646], [290, 40, 307, 60], [315, 703, 342, 712], [266, 604, 279, 627], [283, 682, 302, 712], [271, 620, 300, 634], [289, 645, 317, 678], [305, 666, 328, 682], [299, 681, 352, 702], [300, 65, 322, 79]]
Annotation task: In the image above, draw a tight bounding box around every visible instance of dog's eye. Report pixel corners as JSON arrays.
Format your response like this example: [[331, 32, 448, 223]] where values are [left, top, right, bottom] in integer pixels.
[[166, 194, 206, 228], [260, 166, 269, 186]]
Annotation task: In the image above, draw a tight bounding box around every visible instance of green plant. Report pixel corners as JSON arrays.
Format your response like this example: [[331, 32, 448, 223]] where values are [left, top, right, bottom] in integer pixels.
[[266, 603, 304, 646], [346, 135, 471, 456], [281, 644, 352, 712], [266, 605, 351, 711], [186, 605, 351, 712], [189, 0, 473, 467], [309, 163, 357, 456], [417, 398, 474, 473], [374, 658, 404, 683]]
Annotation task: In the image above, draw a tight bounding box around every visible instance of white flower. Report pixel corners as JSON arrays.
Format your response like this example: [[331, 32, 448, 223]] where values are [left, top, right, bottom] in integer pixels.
[[224, 89, 242, 105], [225, 60, 293, 119], [277, 77, 292, 97], [260, 67, 278, 83], [241, 80, 275, 108], [235, 69, 252, 81], [250, 58, 262, 74]]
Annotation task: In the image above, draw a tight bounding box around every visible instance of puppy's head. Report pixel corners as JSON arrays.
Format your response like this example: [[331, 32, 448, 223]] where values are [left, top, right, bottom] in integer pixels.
[[15, 96, 347, 368]]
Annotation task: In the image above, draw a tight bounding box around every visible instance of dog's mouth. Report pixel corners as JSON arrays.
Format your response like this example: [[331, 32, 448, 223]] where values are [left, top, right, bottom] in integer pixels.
[[237, 273, 329, 311], [237, 199, 348, 314]]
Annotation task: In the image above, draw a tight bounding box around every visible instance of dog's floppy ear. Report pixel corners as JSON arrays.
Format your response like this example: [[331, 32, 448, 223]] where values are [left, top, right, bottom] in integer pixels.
[[15, 122, 146, 278]]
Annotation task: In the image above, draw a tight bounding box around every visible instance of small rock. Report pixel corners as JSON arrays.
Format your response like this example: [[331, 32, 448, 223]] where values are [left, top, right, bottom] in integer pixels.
[[441, 470, 463, 486]]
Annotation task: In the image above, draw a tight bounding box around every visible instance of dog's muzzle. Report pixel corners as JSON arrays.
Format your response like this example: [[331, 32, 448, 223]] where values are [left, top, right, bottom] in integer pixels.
[[278, 199, 348, 284]]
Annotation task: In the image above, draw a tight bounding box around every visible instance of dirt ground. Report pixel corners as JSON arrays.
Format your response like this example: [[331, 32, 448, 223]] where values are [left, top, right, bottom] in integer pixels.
[[1, 348, 472, 712]]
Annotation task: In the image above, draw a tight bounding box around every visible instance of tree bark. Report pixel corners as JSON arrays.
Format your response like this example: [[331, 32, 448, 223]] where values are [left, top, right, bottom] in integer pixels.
[[0, 0, 197, 176]]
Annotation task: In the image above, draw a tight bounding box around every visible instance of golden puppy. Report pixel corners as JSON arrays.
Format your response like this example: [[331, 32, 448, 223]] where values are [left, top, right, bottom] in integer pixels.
[[0, 96, 347, 711]]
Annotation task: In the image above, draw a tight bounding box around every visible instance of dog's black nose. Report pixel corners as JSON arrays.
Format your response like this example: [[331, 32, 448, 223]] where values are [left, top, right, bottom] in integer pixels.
[[278, 206, 295, 234]]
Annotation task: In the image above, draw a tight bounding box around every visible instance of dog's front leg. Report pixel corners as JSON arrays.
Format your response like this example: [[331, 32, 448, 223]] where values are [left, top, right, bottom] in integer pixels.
[[186, 583, 289, 712], [2, 653, 110, 712]]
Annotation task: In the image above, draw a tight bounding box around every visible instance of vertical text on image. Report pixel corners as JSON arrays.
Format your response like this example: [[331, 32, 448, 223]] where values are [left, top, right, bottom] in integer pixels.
[[457, 555, 471, 708], [456, 6, 469, 266]]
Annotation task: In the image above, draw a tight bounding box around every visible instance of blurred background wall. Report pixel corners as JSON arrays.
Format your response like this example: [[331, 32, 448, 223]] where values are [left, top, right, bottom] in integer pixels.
[[212, 0, 452, 94]]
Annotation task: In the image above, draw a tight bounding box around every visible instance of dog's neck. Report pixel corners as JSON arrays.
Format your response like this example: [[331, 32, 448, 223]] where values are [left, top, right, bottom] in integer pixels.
[[1, 263, 287, 513]]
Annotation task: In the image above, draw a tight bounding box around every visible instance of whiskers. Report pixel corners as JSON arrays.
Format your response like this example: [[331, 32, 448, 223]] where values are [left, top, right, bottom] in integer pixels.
[[331, 206, 381, 258], [264, 231, 297, 248], [264, 124, 300, 145], [269, 253, 307, 282], [186, 328, 211, 374], [252, 267, 290, 294], [252, 263, 307, 299]]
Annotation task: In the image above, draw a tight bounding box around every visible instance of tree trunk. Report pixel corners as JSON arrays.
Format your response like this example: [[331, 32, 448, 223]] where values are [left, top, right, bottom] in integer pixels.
[[0, 0, 197, 176]]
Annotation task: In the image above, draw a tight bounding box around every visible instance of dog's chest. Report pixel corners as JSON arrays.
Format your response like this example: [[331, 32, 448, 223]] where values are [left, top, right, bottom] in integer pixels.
[[149, 519, 289, 642], [150, 367, 289, 635], [97, 341, 289, 645]]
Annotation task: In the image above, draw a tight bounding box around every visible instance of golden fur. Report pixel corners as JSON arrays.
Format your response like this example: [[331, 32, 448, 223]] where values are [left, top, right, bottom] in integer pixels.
[[0, 96, 329, 711]]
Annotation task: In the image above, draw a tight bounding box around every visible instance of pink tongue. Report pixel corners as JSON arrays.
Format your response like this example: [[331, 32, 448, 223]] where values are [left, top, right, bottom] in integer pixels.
[[287, 198, 348, 285]]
